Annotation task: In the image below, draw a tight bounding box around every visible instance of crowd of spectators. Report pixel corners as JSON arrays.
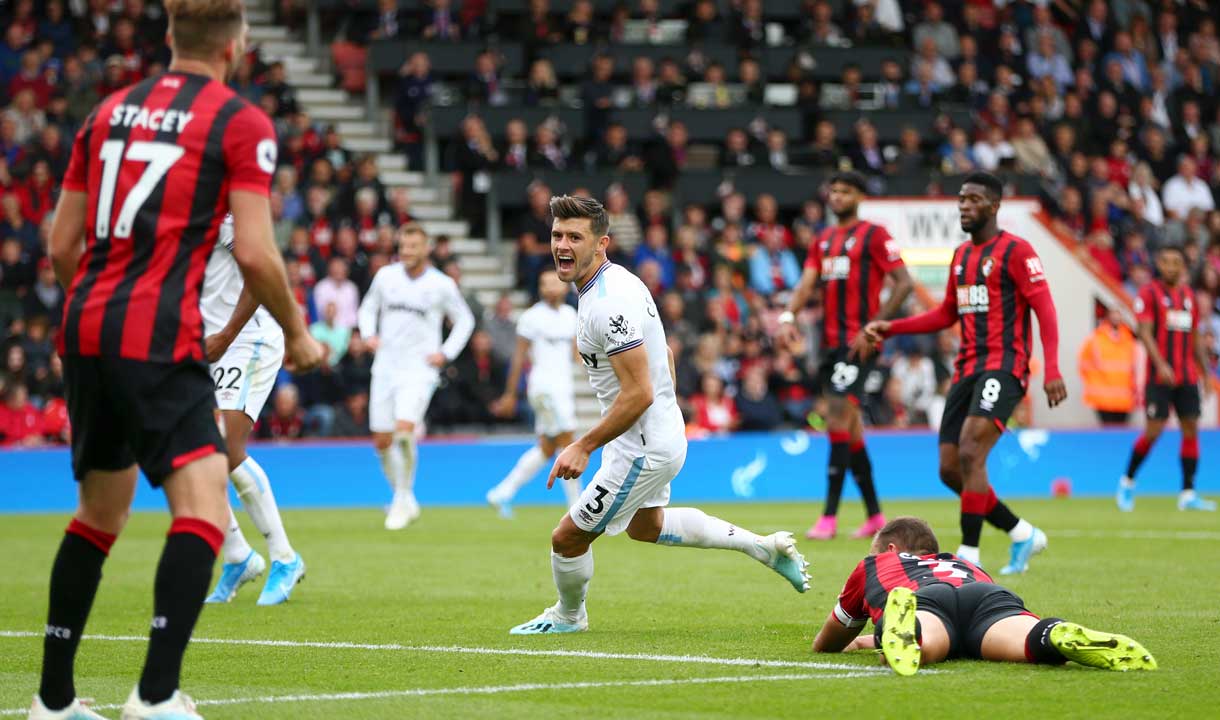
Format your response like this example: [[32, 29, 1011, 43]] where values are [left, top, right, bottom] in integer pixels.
[[5, 1, 1220, 445]]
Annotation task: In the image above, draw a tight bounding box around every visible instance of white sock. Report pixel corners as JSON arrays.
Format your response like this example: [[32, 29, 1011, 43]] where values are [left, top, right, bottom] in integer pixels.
[[398, 432, 418, 502], [231, 457, 295, 563], [377, 442, 406, 494], [656, 508, 768, 563], [1180, 489, 1197, 502], [1120, 475, 1135, 488], [221, 506, 253, 565], [1008, 518, 1033, 543], [551, 550, 593, 621], [492, 445, 549, 501], [561, 477, 582, 508], [956, 544, 980, 565]]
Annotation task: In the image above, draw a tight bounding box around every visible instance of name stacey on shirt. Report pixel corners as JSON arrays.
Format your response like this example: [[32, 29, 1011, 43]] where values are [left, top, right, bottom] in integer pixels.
[[108, 103, 194, 133]]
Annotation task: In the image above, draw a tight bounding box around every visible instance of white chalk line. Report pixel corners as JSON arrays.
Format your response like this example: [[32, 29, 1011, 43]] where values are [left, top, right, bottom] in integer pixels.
[[1054, 529, 1220, 541], [0, 630, 894, 674], [0, 672, 884, 716]]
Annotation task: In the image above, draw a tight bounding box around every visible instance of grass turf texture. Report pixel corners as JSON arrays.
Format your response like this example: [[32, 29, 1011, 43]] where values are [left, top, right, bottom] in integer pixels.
[[0, 498, 1215, 718]]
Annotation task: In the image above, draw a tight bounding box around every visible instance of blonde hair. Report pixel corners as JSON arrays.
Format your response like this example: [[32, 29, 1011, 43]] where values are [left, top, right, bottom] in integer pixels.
[[164, 0, 244, 59]]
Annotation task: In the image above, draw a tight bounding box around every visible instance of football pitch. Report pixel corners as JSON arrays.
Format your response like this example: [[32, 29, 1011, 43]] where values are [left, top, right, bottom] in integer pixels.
[[1, 498, 1216, 718]]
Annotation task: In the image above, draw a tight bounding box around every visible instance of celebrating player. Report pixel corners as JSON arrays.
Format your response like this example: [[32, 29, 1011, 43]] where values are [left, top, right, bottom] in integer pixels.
[[358, 223, 474, 530], [487, 270, 582, 516], [778, 171, 913, 540], [858, 172, 1065, 574], [33, 1, 324, 718], [812, 516, 1157, 675], [1118, 245, 1214, 512], [508, 195, 809, 636], [201, 215, 306, 606]]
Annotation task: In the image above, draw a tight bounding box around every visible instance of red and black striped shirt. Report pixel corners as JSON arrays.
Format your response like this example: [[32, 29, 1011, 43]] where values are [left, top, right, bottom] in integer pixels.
[[804, 220, 905, 349], [834, 551, 993, 626], [1135, 280, 1199, 386], [59, 71, 277, 363], [945, 231, 1049, 384]]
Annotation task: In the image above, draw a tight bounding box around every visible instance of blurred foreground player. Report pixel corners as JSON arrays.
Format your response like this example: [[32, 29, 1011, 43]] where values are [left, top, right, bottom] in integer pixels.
[[32, 1, 323, 718], [1118, 244, 1214, 512], [509, 196, 809, 635], [860, 172, 1065, 574], [813, 517, 1157, 675], [201, 215, 306, 606], [487, 269, 582, 516], [778, 171, 913, 540]]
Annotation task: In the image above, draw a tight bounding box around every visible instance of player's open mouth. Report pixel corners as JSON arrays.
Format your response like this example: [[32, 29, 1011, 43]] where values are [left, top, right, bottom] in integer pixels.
[[555, 254, 575, 272]]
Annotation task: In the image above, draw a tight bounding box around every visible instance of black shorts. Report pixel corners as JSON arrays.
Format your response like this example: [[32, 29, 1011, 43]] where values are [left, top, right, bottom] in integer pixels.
[[876, 582, 1030, 660], [64, 355, 224, 486], [817, 347, 875, 400], [939, 371, 1025, 445], [1145, 383, 1200, 421]]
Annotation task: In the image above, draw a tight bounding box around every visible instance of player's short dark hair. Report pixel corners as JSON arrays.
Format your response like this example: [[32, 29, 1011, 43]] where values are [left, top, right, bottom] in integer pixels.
[[550, 194, 609, 237], [829, 170, 869, 194], [165, 0, 244, 59], [961, 171, 1004, 199], [872, 517, 940, 555], [1158, 242, 1186, 258]]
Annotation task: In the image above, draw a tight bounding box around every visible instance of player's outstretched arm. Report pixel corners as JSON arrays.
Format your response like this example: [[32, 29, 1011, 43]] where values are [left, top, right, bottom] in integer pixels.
[[1027, 288, 1066, 407], [230, 189, 322, 371], [205, 285, 260, 362], [813, 612, 865, 653], [496, 336, 531, 417], [548, 344, 653, 486], [777, 265, 818, 346], [48, 190, 87, 288], [439, 280, 476, 364]]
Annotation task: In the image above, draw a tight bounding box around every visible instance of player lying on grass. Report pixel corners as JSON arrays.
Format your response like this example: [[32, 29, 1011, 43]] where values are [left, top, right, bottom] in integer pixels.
[[812, 517, 1157, 675], [509, 195, 809, 635]]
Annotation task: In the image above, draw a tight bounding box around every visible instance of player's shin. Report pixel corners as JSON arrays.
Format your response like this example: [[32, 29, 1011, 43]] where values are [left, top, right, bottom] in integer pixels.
[[492, 445, 548, 501], [959, 490, 988, 558], [1024, 618, 1068, 665], [231, 457, 295, 563], [220, 505, 254, 564], [561, 477, 582, 508], [1180, 436, 1199, 492], [138, 518, 223, 704], [1126, 435, 1153, 480], [849, 440, 883, 518], [551, 550, 593, 621], [823, 433, 851, 517], [38, 520, 115, 710], [397, 432, 419, 499], [657, 507, 767, 561], [376, 441, 406, 493]]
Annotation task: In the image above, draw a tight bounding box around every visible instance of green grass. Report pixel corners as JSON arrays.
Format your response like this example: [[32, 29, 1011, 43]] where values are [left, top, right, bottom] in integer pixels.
[[2, 498, 1218, 718]]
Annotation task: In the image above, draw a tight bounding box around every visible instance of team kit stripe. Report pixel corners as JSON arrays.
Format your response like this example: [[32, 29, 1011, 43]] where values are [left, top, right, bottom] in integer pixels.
[[62, 83, 155, 355], [832, 224, 850, 348], [102, 75, 208, 358], [954, 243, 974, 382], [854, 224, 876, 334], [156, 94, 247, 362], [970, 236, 996, 379]]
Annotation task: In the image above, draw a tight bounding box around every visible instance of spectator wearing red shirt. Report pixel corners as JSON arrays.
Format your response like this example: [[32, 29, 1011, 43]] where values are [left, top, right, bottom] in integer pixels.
[[16, 159, 54, 225], [690, 374, 739, 434], [746, 194, 793, 248], [0, 383, 42, 446], [1087, 231, 1123, 282], [9, 50, 54, 109]]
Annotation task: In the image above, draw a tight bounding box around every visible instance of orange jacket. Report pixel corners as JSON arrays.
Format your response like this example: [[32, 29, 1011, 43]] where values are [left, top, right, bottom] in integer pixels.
[[1078, 322, 1138, 412]]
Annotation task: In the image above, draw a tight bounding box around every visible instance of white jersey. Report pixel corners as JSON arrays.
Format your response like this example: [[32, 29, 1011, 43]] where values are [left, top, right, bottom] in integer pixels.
[[576, 262, 685, 462], [200, 214, 280, 342], [357, 263, 475, 376], [517, 300, 577, 396]]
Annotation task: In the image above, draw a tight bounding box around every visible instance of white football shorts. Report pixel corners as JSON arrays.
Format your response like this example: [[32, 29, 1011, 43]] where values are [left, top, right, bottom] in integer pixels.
[[212, 333, 285, 422], [369, 369, 439, 433], [529, 388, 576, 438], [569, 444, 687, 536]]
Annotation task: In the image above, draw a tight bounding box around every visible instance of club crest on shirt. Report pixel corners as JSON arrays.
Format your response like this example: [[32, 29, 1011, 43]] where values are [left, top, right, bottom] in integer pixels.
[[981, 257, 994, 277], [844, 236, 856, 252], [609, 315, 630, 336]]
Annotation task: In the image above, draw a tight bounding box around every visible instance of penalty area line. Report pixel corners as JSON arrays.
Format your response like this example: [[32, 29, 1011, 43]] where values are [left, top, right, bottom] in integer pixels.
[[0, 672, 884, 716], [0, 630, 901, 674]]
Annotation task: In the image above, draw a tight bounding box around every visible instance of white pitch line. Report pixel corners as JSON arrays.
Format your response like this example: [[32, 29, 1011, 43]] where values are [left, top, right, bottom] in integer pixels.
[[0, 631, 894, 674], [1054, 529, 1220, 541], [0, 672, 881, 717]]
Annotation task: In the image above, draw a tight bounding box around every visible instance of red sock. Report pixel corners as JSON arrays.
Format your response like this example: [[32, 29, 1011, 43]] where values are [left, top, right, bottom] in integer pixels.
[[168, 517, 224, 555], [66, 519, 117, 556]]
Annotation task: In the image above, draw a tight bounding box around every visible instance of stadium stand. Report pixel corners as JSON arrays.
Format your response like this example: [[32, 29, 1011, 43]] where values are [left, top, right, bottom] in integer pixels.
[[1, 0, 1219, 445]]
